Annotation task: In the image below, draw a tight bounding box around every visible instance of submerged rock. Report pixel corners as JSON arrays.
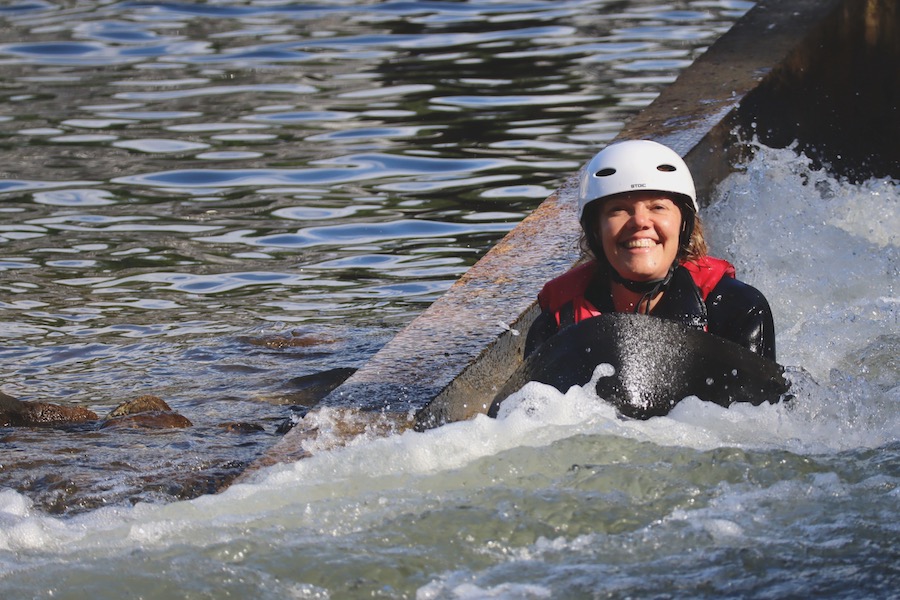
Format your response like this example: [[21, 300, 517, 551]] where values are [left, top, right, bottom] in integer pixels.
[[20, 402, 98, 425], [0, 392, 191, 430], [100, 412, 193, 430], [101, 395, 193, 429], [0, 390, 98, 427], [0, 391, 21, 413], [219, 422, 265, 434], [106, 395, 174, 418], [238, 330, 336, 349]]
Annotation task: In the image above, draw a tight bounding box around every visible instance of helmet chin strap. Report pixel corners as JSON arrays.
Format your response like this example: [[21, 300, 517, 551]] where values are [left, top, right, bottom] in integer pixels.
[[609, 264, 676, 315]]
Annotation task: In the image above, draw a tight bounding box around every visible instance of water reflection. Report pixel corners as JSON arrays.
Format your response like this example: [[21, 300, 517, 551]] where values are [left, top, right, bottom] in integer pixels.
[[0, 0, 752, 513]]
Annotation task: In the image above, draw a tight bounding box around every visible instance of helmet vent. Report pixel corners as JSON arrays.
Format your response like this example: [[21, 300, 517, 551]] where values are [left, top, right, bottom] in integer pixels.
[[595, 168, 616, 177], [657, 164, 677, 172]]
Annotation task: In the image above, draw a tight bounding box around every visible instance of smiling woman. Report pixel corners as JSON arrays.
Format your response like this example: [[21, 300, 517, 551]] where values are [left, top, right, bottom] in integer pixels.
[[598, 192, 683, 292], [524, 140, 777, 361]]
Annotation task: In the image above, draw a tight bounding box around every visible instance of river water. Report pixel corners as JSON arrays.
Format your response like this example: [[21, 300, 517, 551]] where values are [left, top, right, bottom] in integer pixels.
[[1, 0, 898, 598]]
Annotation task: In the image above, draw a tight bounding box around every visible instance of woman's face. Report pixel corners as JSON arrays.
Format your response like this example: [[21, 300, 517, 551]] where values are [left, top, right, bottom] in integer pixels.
[[595, 191, 683, 282]]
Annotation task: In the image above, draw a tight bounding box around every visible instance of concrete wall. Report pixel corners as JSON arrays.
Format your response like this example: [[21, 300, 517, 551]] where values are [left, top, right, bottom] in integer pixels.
[[737, 0, 899, 182], [262, 0, 897, 464]]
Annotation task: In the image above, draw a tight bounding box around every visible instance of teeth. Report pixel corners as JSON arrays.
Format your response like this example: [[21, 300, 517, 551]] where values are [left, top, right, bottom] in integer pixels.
[[624, 239, 655, 248]]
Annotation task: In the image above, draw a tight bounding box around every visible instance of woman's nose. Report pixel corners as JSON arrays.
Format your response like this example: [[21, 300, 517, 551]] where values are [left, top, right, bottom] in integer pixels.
[[630, 205, 652, 227]]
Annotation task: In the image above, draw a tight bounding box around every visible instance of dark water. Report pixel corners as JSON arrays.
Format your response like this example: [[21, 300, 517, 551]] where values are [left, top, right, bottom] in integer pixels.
[[0, 0, 752, 514]]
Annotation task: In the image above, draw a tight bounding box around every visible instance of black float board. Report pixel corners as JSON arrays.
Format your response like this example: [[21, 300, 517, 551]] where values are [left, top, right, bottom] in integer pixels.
[[489, 313, 790, 420]]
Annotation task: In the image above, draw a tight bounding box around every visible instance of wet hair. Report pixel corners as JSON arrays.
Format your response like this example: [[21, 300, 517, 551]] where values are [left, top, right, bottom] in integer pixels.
[[578, 193, 708, 277]]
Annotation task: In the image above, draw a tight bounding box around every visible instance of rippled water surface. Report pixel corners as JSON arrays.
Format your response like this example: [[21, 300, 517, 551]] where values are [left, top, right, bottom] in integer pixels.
[[2, 3, 900, 598], [1, 0, 752, 512]]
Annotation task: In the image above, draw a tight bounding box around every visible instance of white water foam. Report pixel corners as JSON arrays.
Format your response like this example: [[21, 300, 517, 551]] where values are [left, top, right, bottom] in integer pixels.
[[0, 145, 897, 597]]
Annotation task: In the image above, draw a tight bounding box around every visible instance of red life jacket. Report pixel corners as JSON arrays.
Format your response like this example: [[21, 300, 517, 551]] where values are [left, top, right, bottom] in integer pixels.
[[537, 256, 736, 327]]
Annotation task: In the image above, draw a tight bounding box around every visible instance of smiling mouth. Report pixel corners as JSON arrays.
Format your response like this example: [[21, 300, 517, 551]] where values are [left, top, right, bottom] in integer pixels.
[[623, 238, 656, 249]]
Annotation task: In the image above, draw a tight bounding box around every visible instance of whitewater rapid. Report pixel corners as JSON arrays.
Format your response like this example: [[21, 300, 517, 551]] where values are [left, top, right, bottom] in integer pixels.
[[1, 143, 897, 599]]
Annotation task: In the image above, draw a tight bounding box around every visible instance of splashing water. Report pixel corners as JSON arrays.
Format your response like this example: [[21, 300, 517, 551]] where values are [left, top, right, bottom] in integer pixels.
[[0, 143, 897, 598], [705, 142, 899, 448]]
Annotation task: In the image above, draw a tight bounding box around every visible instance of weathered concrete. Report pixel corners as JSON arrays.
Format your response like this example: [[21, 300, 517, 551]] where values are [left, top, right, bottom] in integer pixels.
[[261, 0, 896, 464]]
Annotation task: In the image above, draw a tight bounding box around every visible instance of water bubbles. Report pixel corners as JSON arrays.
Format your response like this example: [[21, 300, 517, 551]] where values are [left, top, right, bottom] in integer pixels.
[[706, 143, 899, 385], [497, 321, 520, 336], [592, 362, 616, 380]]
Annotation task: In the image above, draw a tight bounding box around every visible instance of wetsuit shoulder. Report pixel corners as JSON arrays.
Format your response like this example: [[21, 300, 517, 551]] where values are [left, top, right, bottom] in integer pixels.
[[706, 276, 777, 361]]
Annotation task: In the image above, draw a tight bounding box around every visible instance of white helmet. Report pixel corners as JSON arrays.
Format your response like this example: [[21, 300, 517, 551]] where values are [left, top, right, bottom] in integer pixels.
[[577, 140, 698, 217]]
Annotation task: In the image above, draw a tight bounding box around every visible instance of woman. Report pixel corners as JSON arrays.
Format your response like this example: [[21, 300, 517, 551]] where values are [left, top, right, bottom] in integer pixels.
[[525, 139, 776, 360]]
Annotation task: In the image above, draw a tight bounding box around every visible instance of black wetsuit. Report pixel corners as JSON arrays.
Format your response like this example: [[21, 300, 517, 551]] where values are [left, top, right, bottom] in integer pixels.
[[525, 264, 777, 360]]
